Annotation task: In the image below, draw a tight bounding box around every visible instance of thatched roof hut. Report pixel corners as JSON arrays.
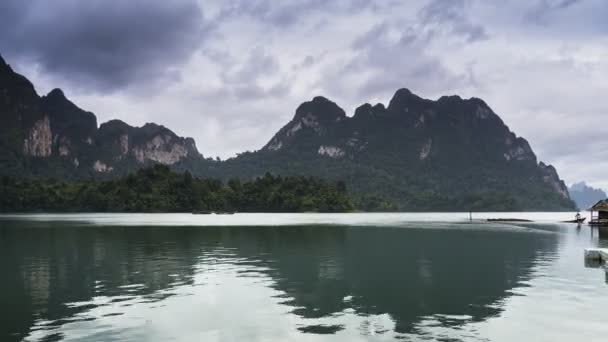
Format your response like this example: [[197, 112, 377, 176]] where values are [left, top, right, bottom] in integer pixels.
[[590, 199, 608, 211], [590, 199, 608, 223]]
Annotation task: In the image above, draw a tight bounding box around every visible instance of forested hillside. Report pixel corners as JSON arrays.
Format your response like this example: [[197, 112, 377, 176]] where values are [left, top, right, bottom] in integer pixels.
[[0, 165, 353, 213]]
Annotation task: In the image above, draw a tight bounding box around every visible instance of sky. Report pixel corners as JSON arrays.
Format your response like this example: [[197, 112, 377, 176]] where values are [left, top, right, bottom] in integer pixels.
[[0, 0, 606, 189]]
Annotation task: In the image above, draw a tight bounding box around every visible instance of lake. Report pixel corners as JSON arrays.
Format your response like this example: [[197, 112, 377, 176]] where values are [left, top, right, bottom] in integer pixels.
[[1, 213, 607, 341]]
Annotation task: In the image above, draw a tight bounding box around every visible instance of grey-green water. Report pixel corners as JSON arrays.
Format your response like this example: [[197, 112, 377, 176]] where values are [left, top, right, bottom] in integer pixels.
[[1, 213, 607, 341]]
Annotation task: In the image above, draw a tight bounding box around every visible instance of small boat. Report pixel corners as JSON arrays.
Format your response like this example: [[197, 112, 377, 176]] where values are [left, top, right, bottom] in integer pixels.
[[562, 218, 586, 224]]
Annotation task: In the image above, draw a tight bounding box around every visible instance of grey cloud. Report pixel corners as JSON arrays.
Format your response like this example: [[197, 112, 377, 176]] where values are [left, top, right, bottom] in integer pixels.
[[222, 48, 280, 84], [342, 22, 466, 100], [419, 0, 489, 42], [216, 0, 327, 26], [219, 47, 291, 100], [335, 0, 486, 100], [215, 0, 376, 27], [351, 23, 390, 50], [0, 0, 206, 93], [526, 0, 585, 23]]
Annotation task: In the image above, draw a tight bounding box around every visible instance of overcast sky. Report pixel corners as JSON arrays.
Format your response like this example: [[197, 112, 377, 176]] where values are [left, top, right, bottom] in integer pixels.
[[1, 0, 606, 189]]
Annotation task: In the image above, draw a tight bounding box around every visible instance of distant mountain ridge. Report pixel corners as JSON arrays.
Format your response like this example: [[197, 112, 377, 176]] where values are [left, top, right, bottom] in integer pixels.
[[0, 53, 575, 211], [569, 182, 607, 210]]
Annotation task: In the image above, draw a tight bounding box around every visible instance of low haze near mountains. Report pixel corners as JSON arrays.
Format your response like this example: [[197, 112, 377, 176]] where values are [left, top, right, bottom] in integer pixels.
[[0, 0, 607, 190]]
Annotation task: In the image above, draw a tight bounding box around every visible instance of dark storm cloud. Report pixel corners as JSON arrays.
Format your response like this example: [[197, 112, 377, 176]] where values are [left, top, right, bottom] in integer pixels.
[[0, 0, 206, 92]]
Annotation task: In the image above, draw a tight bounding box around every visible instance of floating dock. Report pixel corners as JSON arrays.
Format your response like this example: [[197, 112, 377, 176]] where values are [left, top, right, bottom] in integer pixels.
[[584, 248, 608, 262]]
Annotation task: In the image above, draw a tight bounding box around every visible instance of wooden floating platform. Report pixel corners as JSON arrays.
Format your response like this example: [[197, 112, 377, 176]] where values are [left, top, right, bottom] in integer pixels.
[[589, 220, 608, 226], [584, 248, 608, 262], [486, 218, 533, 223]]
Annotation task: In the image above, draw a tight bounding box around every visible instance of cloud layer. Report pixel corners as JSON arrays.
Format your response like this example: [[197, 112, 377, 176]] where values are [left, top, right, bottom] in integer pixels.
[[1, 0, 607, 189], [0, 0, 205, 91]]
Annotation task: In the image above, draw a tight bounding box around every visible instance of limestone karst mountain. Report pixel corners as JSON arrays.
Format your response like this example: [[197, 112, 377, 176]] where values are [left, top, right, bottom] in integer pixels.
[[0, 54, 201, 179], [217, 92, 573, 211], [0, 53, 575, 211]]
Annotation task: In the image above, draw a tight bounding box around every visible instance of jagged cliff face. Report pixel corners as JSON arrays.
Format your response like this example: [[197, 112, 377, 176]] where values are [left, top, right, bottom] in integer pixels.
[[262, 90, 544, 169], [0, 54, 202, 177], [230, 88, 575, 210], [0, 54, 51, 164], [539, 163, 570, 199], [94, 120, 199, 172], [23, 115, 52, 157]]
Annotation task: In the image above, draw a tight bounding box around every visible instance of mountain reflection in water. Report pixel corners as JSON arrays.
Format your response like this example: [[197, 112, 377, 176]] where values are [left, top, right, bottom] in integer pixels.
[[0, 219, 582, 341]]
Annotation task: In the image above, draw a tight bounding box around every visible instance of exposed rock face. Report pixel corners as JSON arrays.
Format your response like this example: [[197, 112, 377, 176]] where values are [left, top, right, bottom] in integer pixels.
[[119, 134, 129, 155], [93, 160, 113, 173], [42, 88, 98, 156], [58, 137, 71, 156], [419, 139, 432, 160], [318, 145, 345, 158], [539, 162, 570, 199], [266, 140, 283, 151], [0, 53, 204, 176], [93, 121, 200, 172], [132, 134, 190, 165], [23, 115, 52, 157], [503, 135, 535, 162], [263, 96, 346, 152]]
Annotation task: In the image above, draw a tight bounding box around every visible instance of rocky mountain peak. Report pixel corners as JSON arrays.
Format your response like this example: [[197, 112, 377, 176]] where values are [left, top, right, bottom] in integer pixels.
[[0, 54, 9, 72], [312, 96, 331, 103], [539, 162, 570, 199], [0, 54, 17, 77], [437, 95, 464, 103], [353, 103, 388, 121], [373, 103, 386, 111], [0, 55, 38, 101], [353, 103, 373, 118], [387, 88, 429, 113], [99, 119, 130, 134], [41, 88, 97, 140], [293, 96, 347, 124], [139, 122, 172, 136], [46, 88, 67, 100], [262, 97, 347, 152]]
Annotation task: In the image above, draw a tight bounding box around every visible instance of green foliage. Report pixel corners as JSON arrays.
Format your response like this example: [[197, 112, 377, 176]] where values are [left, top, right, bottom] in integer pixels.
[[0, 165, 354, 213]]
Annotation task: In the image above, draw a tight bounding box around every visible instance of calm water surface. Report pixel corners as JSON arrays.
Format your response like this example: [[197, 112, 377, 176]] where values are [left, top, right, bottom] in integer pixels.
[[1, 213, 607, 342]]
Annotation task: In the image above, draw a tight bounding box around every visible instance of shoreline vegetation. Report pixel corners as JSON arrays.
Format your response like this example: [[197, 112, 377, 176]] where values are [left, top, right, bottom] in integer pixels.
[[0, 164, 576, 214], [0, 165, 354, 213]]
